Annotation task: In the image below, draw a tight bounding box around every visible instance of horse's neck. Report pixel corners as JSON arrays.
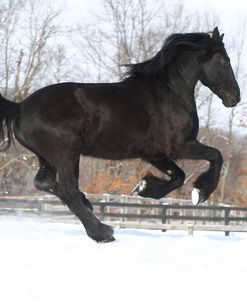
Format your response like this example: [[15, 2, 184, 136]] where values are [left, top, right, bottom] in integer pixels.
[[167, 56, 202, 98], [150, 57, 202, 113]]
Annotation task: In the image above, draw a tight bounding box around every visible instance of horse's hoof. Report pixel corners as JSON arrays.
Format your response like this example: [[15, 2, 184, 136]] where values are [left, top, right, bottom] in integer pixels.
[[133, 175, 169, 199], [191, 188, 207, 205], [132, 180, 147, 194], [88, 223, 115, 243], [96, 226, 115, 243], [98, 236, 115, 243]]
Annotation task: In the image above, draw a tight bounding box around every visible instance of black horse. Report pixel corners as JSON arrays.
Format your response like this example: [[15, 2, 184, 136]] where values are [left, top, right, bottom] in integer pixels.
[[0, 27, 240, 242]]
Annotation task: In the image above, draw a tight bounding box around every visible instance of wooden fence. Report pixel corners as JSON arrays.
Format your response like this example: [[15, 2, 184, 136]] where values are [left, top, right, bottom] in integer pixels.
[[0, 194, 247, 236]]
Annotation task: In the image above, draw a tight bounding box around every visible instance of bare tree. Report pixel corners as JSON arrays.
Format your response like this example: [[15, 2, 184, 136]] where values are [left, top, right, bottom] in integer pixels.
[[0, 0, 65, 194], [0, 0, 23, 96], [218, 22, 247, 203], [75, 0, 198, 82], [0, 0, 62, 101]]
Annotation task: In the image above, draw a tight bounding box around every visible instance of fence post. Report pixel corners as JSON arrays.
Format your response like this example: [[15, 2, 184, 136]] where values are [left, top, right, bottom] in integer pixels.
[[99, 201, 106, 221], [100, 194, 111, 221], [188, 224, 194, 236], [37, 199, 43, 216], [162, 203, 168, 232], [224, 208, 231, 236], [121, 195, 127, 222]]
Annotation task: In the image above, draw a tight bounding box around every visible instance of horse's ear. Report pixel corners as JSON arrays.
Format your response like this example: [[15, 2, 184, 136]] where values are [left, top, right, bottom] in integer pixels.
[[219, 33, 224, 41], [212, 26, 220, 42]]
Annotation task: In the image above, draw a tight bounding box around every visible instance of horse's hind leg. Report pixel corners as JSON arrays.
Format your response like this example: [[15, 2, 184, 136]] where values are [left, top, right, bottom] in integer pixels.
[[14, 131, 58, 194], [134, 158, 185, 199], [34, 156, 93, 211], [33, 156, 58, 193], [54, 154, 114, 243]]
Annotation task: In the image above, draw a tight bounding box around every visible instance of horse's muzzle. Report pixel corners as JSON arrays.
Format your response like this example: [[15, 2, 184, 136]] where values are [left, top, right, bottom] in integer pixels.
[[223, 92, 240, 107]]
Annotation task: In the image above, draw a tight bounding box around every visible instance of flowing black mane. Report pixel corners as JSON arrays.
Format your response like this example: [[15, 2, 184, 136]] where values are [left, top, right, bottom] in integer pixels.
[[124, 32, 224, 78]]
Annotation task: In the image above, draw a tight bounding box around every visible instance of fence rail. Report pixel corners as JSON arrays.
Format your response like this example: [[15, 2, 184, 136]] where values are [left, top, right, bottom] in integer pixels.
[[0, 194, 247, 236]]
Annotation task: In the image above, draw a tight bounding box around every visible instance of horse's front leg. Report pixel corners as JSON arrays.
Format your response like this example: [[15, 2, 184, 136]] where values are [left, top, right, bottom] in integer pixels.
[[133, 158, 185, 199], [181, 140, 223, 205]]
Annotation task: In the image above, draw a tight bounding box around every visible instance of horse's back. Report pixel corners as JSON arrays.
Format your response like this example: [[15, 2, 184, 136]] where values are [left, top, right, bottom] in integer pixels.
[[15, 81, 152, 161]]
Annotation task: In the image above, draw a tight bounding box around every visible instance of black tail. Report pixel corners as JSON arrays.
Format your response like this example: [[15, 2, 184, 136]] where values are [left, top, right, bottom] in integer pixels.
[[0, 94, 20, 151]]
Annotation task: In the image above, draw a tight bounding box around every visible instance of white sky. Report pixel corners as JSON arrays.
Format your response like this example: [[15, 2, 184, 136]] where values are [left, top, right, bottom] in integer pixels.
[[62, 0, 247, 56], [186, 0, 247, 33], [64, 0, 247, 28], [187, 0, 247, 16], [59, 0, 247, 55]]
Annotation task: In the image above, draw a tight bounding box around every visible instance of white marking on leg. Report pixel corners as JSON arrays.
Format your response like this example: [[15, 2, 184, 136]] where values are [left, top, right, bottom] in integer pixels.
[[166, 170, 172, 175], [139, 180, 147, 191], [132, 180, 147, 193], [191, 188, 200, 205]]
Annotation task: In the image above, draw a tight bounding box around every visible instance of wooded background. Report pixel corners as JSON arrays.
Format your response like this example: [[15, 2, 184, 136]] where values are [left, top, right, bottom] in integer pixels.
[[0, 0, 246, 205]]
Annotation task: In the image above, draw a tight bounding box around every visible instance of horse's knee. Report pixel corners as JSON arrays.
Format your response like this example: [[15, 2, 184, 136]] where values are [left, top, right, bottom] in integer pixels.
[[34, 163, 57, 192], [33, 177, 48, 191], [33, 177, 55, 192]]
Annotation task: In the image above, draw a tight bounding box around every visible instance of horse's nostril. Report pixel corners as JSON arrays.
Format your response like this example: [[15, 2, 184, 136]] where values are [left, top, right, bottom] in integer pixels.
[[236, 94, 240, 102]]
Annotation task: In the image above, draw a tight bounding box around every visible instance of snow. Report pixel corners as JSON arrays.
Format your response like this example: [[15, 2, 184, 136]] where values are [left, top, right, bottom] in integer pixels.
[[0, 216, 246, 302]]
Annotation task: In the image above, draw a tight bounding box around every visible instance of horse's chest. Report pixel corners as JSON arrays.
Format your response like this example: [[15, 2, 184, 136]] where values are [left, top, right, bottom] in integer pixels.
[[144, 110, 198, 159]]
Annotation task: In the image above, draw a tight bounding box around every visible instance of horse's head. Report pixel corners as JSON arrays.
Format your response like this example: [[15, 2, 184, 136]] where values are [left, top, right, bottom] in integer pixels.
[[200, 27, 240, 107]]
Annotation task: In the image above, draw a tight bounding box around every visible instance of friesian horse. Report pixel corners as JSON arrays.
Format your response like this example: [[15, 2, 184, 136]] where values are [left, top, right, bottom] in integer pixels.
[[0, 27, 240, 242]]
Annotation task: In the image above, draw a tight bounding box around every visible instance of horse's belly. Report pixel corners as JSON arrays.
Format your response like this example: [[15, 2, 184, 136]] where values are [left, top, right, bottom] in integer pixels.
[[139, 134, 188, 160], [83, 132, 141, 160], [82, 115, 150, 159]]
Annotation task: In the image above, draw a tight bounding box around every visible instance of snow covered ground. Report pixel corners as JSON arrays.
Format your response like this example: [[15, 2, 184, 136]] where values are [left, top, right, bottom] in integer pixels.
[[0, 216, 246, 302]]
